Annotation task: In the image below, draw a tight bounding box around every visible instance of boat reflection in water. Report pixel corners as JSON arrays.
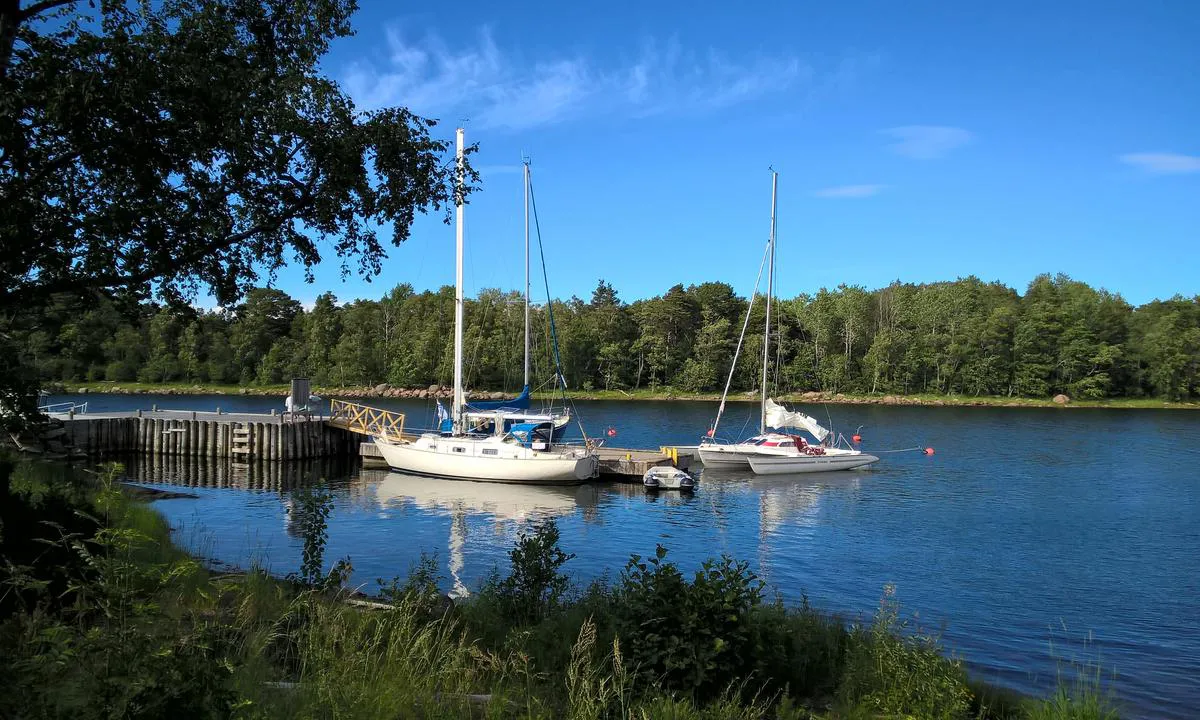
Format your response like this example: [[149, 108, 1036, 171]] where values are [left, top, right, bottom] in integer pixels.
[[698, 467, 860, 535], [371, 469, 583, 596]]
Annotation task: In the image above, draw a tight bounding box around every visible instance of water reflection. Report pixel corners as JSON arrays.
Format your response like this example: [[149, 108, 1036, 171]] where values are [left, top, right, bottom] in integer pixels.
[[697, 467, 857, 536], [112, 397, 1200, 719], [123, 453, 352, 492], [373, 470, 584, 595]]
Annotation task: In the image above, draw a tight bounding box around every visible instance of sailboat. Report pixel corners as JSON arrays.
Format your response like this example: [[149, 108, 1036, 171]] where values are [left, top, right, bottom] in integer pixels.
[[698, 171, 879, 475], [374, 129, 599, 485], [457, 160, 570, 439]]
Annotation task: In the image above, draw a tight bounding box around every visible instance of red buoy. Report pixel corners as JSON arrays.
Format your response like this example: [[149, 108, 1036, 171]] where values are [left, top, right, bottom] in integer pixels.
[[924, 447, 935, 456], [606, 427, 617, 437], [706, 428, 715, 437], [852, 434, 862, 443]]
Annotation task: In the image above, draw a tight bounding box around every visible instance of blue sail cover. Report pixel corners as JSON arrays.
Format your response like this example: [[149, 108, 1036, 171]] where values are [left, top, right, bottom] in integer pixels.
[[465, 385, 531, 412]]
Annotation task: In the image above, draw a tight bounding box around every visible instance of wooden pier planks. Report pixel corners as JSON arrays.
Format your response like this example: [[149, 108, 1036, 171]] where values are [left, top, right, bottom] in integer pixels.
[[48, 411, 359, 462]]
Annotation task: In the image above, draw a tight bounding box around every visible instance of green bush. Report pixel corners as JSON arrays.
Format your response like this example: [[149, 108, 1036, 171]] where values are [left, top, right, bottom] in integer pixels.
[[836, 585, 973, 719], [616, 545, 765, 700], [491, 520, 576, 625], [1, 462, 239, 719], [286, 486, 351, 591], [747, 597, 848, 701]]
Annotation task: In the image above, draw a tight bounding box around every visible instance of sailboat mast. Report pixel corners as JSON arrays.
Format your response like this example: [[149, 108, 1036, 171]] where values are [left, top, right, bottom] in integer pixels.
[[452, 128, 466, 426], [523, 160, 531, 389], [760, 171, 778, 434]]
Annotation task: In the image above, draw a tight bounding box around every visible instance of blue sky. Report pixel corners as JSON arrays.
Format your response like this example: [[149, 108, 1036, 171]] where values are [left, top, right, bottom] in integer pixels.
[[268, 0, 1198, 308]]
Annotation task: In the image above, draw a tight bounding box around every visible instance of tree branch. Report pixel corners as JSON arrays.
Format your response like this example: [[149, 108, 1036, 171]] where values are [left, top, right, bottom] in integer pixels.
[[1, 190, 317, 306], [16, 0, 75, 22]]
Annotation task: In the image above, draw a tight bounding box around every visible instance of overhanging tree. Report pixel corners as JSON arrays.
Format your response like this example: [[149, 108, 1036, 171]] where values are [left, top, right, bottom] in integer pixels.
[[0, 0, 473, 420], [1, 0, 473, 308]]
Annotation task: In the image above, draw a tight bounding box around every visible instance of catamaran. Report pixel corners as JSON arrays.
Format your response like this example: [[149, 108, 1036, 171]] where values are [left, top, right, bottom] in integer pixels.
[[373, 129, 599, 485], [698, 171, 879, 475]]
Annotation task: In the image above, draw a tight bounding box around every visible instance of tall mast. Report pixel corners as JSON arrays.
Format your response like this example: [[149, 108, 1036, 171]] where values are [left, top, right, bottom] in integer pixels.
[[523, 160, 531, 389], [760, 171, 777, 433], [452, 128, 466, 426]]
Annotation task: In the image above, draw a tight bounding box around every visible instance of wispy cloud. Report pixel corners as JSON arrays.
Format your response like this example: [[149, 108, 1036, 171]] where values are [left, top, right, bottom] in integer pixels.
[[1119, 152, 1200, 175], [882, 125, 973, 159], [343, 27, 824, 130], [813, 184, 885, 198]]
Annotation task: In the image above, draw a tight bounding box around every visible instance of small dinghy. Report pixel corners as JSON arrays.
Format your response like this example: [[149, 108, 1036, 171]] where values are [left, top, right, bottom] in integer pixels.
[[643, 466, 696, 491]]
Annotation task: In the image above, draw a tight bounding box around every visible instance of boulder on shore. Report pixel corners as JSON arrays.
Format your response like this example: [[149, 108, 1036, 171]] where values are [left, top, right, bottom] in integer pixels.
[[428, 384, 441, 393], [373, 383, 389, 395], [1053, 394, 1071, 405]]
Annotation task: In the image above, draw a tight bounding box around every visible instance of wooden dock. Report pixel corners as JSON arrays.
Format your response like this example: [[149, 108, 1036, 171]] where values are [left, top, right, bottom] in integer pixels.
[[45, 399, 691, 482], [594, 446, 693, 479], [47, 409, 361, 461]]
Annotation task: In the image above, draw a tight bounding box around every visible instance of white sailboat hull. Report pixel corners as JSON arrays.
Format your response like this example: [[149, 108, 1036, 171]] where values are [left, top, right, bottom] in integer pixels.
[[748, 452, 879, 475], [374, 434, 597, 485]]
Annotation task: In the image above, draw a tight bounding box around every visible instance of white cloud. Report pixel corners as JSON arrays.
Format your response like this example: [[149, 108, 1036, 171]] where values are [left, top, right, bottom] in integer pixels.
[[344, 27, 819, 130], [1119, 152, 1200, 175], [882, 125, 973, 159], [813, 184, 885, 198]]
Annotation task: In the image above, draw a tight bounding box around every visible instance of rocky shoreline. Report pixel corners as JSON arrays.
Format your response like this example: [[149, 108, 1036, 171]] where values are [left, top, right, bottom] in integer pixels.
[[46, 382, 1200, 409], [56, 383, 515, 402], [48, 383, 1130, 408]]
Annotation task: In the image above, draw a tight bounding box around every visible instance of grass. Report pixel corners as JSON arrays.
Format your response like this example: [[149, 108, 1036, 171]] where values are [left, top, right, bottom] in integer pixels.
[[55, 380, 1200, 410], [0, 456, 1127, 719]]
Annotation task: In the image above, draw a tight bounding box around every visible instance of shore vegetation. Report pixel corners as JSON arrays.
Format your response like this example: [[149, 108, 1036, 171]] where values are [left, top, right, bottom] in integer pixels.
[[17, 277, 1199, 416], [1, 454, 1122, 719]]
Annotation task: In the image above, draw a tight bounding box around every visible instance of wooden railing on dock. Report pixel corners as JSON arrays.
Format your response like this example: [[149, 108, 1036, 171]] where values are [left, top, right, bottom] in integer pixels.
[[327, 400, 406, 442]]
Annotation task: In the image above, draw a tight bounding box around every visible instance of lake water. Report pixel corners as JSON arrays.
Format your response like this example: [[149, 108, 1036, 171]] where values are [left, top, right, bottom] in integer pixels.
[[48, 393, 1200, 718]]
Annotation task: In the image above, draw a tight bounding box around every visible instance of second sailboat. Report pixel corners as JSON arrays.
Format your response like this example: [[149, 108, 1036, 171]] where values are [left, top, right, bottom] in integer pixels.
[[698, 171, 879, 474]]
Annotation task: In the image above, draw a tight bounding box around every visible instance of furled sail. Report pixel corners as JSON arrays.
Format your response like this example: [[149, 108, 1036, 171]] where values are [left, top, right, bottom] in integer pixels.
[[465, 385, 532, 412], [764, 398, 829, 441]]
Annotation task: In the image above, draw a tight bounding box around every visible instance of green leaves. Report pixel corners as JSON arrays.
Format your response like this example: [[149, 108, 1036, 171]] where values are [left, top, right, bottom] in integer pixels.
[[615, 546, 765, 700], [1, 0, 467, 314], [492, 520, 576, 626]]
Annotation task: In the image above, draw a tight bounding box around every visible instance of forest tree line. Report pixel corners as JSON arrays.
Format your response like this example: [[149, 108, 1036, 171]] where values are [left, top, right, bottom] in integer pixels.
[[17, 274, 1200, 400]]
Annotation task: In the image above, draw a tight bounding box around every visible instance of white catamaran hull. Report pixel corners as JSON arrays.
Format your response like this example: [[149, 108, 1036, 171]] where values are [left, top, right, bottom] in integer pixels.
[[374, 435, 597, 485], [698, 444, 755, 468], [748, 452, 879, 475]]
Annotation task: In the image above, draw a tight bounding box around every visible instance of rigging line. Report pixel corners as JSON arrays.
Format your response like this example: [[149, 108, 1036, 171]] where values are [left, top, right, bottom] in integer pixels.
[[711, 237, 772, 439], [871, 446, 927, 454], [527, 171, 590, 444], [462, 291, 493, 392]]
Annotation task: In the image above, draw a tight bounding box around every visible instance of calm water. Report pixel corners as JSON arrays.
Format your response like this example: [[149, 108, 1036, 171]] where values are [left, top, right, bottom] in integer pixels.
[[50, 393, 1200, 718]]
